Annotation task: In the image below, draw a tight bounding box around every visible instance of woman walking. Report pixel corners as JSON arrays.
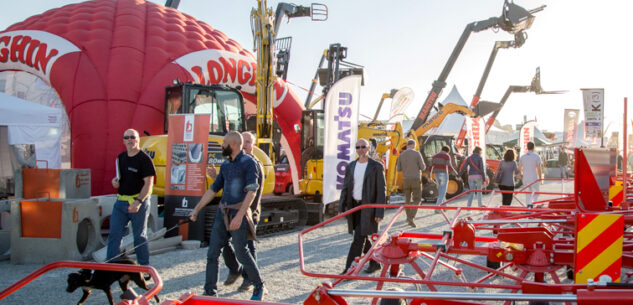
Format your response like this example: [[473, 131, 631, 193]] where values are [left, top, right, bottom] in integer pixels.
[[496, 149, 519, 206], [458, 147, 487, 207]]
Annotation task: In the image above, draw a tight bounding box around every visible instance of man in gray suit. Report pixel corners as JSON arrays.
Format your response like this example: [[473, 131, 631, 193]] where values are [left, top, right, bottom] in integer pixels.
[[339, 138, 386, 274]]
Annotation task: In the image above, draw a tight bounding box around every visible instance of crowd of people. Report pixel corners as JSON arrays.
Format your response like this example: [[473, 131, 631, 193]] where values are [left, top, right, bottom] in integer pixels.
[[106, 127, 550, 301]]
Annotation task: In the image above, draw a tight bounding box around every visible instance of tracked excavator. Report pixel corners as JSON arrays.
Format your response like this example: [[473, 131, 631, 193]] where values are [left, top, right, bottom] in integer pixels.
[[140, 0, 328, 236]]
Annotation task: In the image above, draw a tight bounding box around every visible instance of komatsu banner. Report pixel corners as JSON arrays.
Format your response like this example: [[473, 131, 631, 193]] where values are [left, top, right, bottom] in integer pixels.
[[323, 75, 362, 205], [581, 88, 604, 139], [519, 121, 536, 155]]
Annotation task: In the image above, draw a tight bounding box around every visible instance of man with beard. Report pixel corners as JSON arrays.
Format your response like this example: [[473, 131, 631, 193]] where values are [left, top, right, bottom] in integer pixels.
[[189, 131, 265, 300], [208, 132, 263, 292]]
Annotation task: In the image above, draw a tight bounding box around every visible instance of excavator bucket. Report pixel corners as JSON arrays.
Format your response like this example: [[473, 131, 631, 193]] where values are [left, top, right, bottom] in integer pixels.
[[473, 100, 500, 117]]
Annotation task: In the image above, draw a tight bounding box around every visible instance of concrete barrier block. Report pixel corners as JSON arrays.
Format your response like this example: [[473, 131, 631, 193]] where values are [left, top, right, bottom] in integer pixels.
[[10, 198, 100, 264]]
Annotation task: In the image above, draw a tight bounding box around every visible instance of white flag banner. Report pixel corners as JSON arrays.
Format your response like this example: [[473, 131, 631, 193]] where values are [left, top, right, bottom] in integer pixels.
[[581, 88, 604, 139], [387, 87, 414, 124], [323, 75, 362, 205], [465, 117, 486, 166], [519, 121, 536, 155]]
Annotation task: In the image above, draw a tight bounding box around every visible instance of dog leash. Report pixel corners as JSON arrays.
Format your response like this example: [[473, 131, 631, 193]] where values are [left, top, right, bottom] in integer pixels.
[[104, 218, 192, 264]]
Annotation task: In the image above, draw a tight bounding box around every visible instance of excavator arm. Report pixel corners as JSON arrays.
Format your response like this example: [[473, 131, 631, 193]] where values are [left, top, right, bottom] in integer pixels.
[[410, 103, 475, 141], [251, 1, 327, 161]]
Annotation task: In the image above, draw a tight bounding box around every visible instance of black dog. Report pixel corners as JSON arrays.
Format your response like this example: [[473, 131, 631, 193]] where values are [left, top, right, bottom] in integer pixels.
[[66, 259, 159, 305]]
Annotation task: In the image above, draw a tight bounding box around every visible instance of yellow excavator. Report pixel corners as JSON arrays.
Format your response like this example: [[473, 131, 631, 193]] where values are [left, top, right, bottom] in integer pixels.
[[140, 0, 327, 236]]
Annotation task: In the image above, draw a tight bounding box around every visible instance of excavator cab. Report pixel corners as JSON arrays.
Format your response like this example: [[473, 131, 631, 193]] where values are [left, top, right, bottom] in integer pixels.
[[299, 109, 324, 199], [141, 83, 251, 198], [163, 83, 246, 134]]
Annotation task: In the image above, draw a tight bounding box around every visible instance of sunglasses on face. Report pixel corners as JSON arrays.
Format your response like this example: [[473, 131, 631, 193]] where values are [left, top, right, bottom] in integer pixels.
[[355, 145, 367, 149], [123, 135, 136, 140]]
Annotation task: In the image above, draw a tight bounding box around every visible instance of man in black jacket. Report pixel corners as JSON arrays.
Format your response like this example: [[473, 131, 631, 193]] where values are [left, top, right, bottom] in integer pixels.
[[339, 138, 386, 274]]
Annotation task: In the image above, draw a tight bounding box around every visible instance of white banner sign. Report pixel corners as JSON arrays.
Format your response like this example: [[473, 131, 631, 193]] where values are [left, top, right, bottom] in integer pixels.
[[387, 87, 414, 124], [581, 88, 604, 139], [323, 75, 362, 205], [466, 116, 486, 165], [519, 121, 536, 155]]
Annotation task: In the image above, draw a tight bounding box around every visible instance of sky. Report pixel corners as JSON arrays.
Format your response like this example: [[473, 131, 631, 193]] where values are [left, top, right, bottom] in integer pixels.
[[2, 0, 633, 137]]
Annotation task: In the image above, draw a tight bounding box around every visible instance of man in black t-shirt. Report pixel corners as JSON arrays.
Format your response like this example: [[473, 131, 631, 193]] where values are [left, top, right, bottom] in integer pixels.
[[107, 128, 156, 265]]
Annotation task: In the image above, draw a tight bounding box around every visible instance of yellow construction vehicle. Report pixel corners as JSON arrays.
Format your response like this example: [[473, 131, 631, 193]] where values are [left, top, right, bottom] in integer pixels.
[[298, 114, 405, 202], [140, 1, 327, 235]]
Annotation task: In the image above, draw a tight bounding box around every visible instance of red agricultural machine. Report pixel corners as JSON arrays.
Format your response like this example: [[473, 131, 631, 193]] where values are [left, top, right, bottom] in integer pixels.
[[2, 147, 633, 305]]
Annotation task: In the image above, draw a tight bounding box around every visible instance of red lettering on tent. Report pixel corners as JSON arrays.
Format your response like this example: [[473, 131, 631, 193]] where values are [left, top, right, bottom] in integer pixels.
[[10, 35, 31, 63], [237, 59, 251, 84], [32, 43, 58, 72], [206, 60, 222, 84], [0, 36, 9, 62], [191, 65, 205, 84], [25, 39, 41, 67], [218, 57, 236, 83], [249, 62, 257, 86]]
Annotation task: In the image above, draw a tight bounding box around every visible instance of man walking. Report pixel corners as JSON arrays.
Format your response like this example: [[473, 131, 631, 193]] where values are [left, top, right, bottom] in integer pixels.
[[108, 129, 155, 265], [519, 141, 543, 204], [339, 139, 386, 274], [213, 132, 263, 292], [558, 145, 568, 179], [396, 139, 425, 227], [430, 146, 459, 210], [189, 131, 265, 300]]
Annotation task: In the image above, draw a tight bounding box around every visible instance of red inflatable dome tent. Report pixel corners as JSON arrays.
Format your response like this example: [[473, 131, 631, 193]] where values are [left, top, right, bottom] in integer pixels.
[[0, 0, 304, 195]]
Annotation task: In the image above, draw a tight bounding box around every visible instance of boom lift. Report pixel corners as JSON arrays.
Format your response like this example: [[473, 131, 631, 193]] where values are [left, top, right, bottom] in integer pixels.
[[408, 0, 545, 140], [484, 67, 566, 134]]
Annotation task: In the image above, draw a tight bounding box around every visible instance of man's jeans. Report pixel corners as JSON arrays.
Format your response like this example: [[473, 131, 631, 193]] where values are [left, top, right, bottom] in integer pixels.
[[435, 172, 449, 206], [525, 182, 540, 204], [223, 221, 257, 283], [467, 176, 483, 207], [107, 199, 150, 265], [205, 208, 262, 295], [560, 166, 568, 179]]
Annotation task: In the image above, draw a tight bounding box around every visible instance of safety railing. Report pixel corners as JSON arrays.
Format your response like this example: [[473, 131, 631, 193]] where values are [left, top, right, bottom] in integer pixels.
[[0, 261, 162, 305]]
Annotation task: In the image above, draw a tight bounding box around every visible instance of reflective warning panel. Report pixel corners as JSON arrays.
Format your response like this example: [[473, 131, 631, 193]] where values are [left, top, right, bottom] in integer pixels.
[[608, 181, 624, 207], [575, 213, 624, 283]]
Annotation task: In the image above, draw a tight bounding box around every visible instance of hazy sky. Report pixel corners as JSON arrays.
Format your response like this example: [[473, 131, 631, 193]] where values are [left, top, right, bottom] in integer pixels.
[[2, 0, 632, 135]]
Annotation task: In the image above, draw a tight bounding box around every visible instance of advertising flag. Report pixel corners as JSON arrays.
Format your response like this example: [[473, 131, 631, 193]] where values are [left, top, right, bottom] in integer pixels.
[[323, 75, 362, 205], [563, 109, 580, 148], [465, 116, 486, 168], [519, 121, 536, 155], [581, 88, 604, 140], [387, 87, 414, 124]]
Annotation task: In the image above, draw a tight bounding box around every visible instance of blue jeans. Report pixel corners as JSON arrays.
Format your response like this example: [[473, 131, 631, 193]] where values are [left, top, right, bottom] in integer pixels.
[[467, 176, 483, 207], [223, 220, 257, 283], [205, 208, 262, 295], [107, 199, 150, 265], [435, 172, 449, 206]]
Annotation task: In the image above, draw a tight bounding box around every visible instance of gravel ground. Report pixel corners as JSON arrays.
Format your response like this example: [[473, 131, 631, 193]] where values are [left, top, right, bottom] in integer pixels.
[[0, 181, 586, 305]]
